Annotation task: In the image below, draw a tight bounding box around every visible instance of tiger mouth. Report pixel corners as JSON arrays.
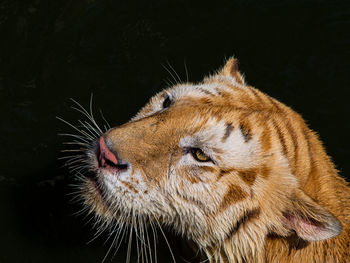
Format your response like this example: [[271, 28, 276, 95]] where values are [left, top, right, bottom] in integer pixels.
[[87, 174, 103, 196], [84, 137, 128, 208], [86, 172, 104, 196]]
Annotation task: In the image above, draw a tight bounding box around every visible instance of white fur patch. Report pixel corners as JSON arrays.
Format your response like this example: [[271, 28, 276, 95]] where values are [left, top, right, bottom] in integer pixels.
[[132, 82, 241, 121], [180, 119, 261, 169], [215, 75, 247, 89]]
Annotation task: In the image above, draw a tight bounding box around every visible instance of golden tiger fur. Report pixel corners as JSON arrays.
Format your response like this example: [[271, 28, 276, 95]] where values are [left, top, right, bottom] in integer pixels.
[[68, 58, 350, 262]]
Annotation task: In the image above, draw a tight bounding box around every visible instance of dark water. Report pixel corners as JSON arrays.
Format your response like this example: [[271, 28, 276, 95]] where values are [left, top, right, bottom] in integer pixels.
[[0, 0, 349, 262]]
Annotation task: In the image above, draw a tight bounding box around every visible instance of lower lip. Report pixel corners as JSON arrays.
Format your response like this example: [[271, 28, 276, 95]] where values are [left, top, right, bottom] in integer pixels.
[[88, 176, 104, 196]]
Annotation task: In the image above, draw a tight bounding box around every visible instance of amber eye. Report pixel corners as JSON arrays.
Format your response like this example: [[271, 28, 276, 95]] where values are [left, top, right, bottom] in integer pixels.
[[162, 95, 172, 109], [191, 148, 211, 162]]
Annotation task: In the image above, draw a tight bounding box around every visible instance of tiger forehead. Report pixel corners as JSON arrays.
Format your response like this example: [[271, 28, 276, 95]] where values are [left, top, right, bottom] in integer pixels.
[[167, 80, 241, 102], [134, 76, 258, 123]]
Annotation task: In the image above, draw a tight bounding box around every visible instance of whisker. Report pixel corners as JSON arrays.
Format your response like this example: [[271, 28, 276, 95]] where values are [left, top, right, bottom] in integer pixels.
[[69, 98, 103, 136], [70, 98, 96, 123], [69, 165, 89, 173], [99, 109, 111, 131], [58, 154, 85, 160], [126, 217, 134, 263], [89, 94, 104, 134], [162, 64, 178, 86], [164, 78, 175, 87], [71, 106, 96, 125], [154, 218, 176, 263], [61, 142, 88, 147], [58, 133, 91, 144], [81, 120, 101, 138], [64, 158, 87, 166], [101, 222, 119, 263], [184, 59, 189, 82], [57, 117, 93, 141], [149, 220, 158, 263], [143, 216, 152, 263], [166, 61, 181, 83], [112, 220, 128, 256], [77, 120, 98, 139], [138, 214, 146, 263]]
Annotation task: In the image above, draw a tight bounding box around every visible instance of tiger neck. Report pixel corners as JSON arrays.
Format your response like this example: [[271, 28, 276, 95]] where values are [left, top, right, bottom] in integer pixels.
[[204, 229, 266, 263]]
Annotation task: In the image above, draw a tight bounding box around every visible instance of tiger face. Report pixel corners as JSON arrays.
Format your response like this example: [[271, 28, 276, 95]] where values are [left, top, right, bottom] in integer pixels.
[[70, 58, 343, 262]]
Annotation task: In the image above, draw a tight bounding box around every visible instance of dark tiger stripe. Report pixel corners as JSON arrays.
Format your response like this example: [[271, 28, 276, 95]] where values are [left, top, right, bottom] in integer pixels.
[[215, 87, 223, 96], [267, 96, 282, 111], [186, 175, 200, 184], [248, 87, 267, 108], [176, 189, 207, 210], [259, 165, 271, 179], [302, 127, 312, 159], [284, 118, 299, 173], [199, 88, 215, 96], [260, 125, 272, 152], [238, 168, 257, 186], [222, 122, 234, 142], [218, 184, 248, 212], [201, 166, 218, 173], [184, 168, 204, 184], [226, 208, 261, 238], [301, 125, 313, 177], [269, 106, 300, 175], [217, 168, 235, 180], [217, 165, 270, 185], [253, 111, 273, 152], [239, 120, 252, 142], [120, 180, 139, 193], [272, 118, 288, 157]]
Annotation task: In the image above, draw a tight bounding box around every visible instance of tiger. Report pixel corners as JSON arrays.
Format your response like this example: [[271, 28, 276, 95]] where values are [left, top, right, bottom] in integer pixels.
[[64, 58, 350, 263]]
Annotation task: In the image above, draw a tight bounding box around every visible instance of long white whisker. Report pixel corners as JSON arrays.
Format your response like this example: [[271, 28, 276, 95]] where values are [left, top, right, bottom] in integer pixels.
[[166, 61, 181, 83], [139, 214, 146, 263], [126, 217, 134, 263], [58, 133, 91, 144], [101, 222, 119, 263], [82, 120, 101, 137], [69, 97, 103, 136], [89, 94, 104, 134], [77, 120, 99, 139], [70, 98, 97, 124], [57, 117, 94, 141], [162, 64, 178, 85], [58, 154, 85, 160], [62, 142, 89, 147], [154, 218, 176, 263], [99, 109, 111, 131], [149, 220, 158, 263], [184, 59, 189, 82], [143, 216, 152, 263], [64, 158, 87, 166], [113, 221, 128, 255]]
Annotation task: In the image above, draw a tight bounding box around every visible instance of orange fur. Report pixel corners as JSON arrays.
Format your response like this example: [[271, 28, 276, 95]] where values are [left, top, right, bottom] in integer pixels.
[[75, 58, 350, 263]]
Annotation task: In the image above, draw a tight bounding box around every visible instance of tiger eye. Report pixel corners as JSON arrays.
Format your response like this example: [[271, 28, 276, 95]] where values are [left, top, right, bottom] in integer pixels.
[[162, 95, 172, 109], [193, 148, 211, 162]]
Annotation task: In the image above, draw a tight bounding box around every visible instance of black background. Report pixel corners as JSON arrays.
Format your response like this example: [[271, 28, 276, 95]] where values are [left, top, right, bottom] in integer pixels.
[[0, 0, 349, 262]]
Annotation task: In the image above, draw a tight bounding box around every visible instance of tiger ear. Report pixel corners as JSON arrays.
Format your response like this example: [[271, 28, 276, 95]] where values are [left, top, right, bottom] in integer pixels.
[[280, 189, 342, 242], [220, 57, 245, 84]]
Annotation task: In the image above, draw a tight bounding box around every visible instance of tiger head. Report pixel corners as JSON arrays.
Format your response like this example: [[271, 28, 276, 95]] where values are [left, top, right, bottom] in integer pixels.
[[75, 58, 341, 261]]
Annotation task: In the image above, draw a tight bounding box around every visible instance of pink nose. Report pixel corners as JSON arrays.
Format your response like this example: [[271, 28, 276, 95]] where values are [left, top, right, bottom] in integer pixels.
[[98, 137, 118, 167]]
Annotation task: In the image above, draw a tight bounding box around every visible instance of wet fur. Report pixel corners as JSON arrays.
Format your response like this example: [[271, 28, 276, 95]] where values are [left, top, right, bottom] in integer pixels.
[[62, 58, 350, 263]]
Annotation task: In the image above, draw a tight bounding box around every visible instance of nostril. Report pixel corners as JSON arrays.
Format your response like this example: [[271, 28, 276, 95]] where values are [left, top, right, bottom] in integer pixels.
[[115, 163, 128, 170], [99, 136, 119, 167], [98, 137, 129, 171], [105, 159, 128, 169]]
